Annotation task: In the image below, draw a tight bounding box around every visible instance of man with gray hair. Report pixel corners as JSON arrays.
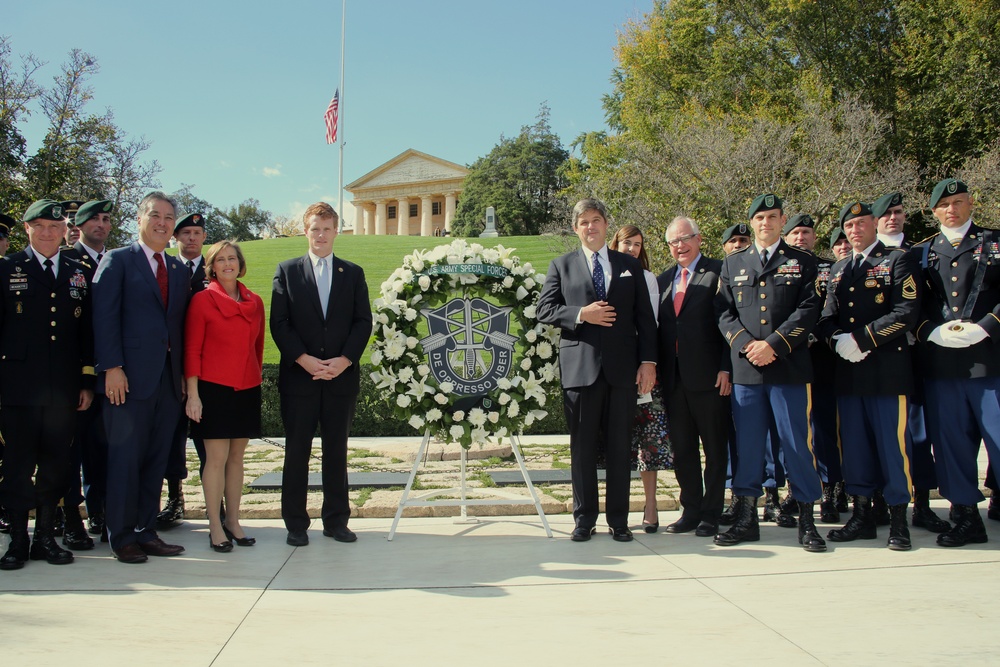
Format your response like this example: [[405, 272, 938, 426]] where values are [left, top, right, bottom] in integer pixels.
[[93, 192, 190, 564]]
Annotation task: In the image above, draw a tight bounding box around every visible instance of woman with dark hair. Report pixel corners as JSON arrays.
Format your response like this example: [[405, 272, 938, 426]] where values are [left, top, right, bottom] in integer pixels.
[[609, 225, 672, 532], [185, 240, 264, 552]]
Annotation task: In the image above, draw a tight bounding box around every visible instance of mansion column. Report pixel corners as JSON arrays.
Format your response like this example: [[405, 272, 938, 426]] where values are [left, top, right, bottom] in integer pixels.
[[375, 200, 387, 235], [363, 205, 374, 235], [420, 195, 433, 236], [397, 197, 410, 236], [353, 202, 367, 235], [445, 192, 457, 234]]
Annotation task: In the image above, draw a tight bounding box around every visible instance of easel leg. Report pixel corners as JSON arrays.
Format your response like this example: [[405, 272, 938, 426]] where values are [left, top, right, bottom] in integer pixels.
[[387, 429, 431, 541], [512, 434, 552, 537]]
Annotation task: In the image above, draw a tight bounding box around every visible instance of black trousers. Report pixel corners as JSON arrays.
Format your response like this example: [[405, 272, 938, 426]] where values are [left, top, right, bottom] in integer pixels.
[[668, 378, 731, 524], [0, 405, 77, 512], [280, 386, 357, 532], [563, 371, 635, 529]]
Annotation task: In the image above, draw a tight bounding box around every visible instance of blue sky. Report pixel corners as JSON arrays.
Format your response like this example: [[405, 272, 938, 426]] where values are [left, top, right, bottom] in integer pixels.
[[7, 0, 649, 228]]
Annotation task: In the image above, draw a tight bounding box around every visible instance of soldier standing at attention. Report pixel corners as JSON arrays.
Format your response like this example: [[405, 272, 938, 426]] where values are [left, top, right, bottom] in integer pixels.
[[715, 194, 826, 552], [915, 179, 1000, 547], [0, 200, 95, 570], [818, 201, 921, 550]]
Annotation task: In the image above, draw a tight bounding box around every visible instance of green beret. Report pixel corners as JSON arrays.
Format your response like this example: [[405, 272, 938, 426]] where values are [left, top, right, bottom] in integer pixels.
[[174, 213, 206, 234], [871, 192, 903, 219], [830, 228, 848, 248], [60, 200, 86, 223], [23, 199, 67, 223], [929, 178, 968, 209], [748, 193, 782, 219], [722, 223, 751, 243], [838, 201, 873, 227], [782, 213, 815, 236], [75, 200, 113, 226], [0, 212, 14, 237]]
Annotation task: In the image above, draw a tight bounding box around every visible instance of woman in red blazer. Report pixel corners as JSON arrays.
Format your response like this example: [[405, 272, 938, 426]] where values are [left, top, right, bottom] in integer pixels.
[[185, 241, 265, 552]]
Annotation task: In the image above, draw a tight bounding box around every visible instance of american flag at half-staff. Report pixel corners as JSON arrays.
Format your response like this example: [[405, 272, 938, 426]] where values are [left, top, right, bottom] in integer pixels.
[[324, 89, 340, 144]]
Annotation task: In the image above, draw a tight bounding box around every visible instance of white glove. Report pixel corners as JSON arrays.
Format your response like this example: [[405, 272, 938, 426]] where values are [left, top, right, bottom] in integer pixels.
[[927, 325, 965, 348], [834, 333, 870, 363], [951, 322, 989, 347]]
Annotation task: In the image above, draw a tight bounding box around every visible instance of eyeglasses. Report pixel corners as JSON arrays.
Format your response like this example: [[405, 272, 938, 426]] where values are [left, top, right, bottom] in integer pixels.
[[666, 233, 698, 247]]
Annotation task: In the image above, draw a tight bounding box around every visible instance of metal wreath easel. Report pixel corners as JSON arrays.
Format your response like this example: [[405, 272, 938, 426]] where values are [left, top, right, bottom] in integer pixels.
[[387, 429, 552, 540]]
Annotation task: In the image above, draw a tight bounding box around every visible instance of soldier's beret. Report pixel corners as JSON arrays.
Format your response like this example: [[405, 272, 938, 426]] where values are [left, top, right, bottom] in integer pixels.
[[871, 192, 903, 219], [75, 200, 113, 227], [929, 178, 968, 209], [830, 228, 847, 248], [23, 199, 67, 223], [748, 193, 782, 219], [722, 223, 751, 243], [838, 201, 873, 227], [174, 213, 206, 234], [782, 213, 815, 236], [60, 200, 86, 223], [0, 212, 14, 237]]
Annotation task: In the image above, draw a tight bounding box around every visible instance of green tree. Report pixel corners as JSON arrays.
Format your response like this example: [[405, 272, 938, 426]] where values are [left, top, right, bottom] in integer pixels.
[[451, 104, 570, 237], [173, 184, 231, 244], [220, 198, 272, 242]]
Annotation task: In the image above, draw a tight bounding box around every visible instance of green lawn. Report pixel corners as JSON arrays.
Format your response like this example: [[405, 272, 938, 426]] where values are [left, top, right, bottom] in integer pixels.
[[195, 234, 572, 364]]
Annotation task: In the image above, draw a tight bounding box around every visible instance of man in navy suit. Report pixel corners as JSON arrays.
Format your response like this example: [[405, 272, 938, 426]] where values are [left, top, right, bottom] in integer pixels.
[[537, 198, 657, 543], [93, 192, 190, 564], [271, 202, 372, 547]]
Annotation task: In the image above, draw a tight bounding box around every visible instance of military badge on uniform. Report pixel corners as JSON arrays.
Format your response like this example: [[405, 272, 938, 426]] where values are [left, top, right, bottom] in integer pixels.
[[865, 279, 878, 288], [74, 306, 82, 318], [15, 302, 22, 314], [851, 203, 862, 215], [902, 275, 917, 300], [765, 195, 775, 208], [947, 181, 958, 194], [875, 293, 885, 304], [69, 270, 87, 289]]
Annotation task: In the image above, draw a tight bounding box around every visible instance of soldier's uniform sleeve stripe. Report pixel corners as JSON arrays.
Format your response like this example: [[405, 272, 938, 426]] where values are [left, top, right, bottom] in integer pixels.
[[82, 366, 96, 376], [776, 330, 792, 353], [866, 326, 878, 347]]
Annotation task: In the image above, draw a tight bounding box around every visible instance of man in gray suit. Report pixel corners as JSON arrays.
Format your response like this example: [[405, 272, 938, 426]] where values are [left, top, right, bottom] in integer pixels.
[[537, 198, 657, 543]]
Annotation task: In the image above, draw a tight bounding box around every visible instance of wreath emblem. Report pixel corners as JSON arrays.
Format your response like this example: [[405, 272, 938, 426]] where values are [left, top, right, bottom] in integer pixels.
[[369, 239, 561, 449]]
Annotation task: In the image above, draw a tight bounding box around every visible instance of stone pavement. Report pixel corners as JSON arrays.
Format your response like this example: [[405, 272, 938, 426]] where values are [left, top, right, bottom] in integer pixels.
[[2, 503, 998, 666]]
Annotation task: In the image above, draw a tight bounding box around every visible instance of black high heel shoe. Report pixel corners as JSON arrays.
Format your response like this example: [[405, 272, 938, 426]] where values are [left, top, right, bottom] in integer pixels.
[[223, 524, 256, 547], [642, 505, 659, 534], [210, 536, 233, 553]]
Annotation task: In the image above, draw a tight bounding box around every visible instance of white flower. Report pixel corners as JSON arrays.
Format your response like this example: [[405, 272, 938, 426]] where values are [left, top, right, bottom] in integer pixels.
[[412, 259, 425, 272], [523, 278, 536, 290], [525, 329, 537, 343], [470, 427, 489, 445], [467, 408, 487, 428], [521, 372, 547, 403], [502, 258, 514, 269], [482, 248, 500, 262], [452, 410, 465, 422], [407, 378, 431, 398], [384, 339, 406, 360], [434, 393, 449, 405], [507, 400, 520, 417], [406, 336, 418, 349], [426, 408, 442, 421], [520, 358, 532, 371], [497, 377, 512, 390], [450, 424, 465, 441], [396, 395, 411, 408], [488, 411, 500, 424], [418, 275, 431, 290], [502, 276, 514, 288], [512, 265, 526, 276], [399, 269, 413, 283], [417, 364, 430, 376], [540, 363, 557, 382], [369, 349, 383, 366], [536, 341, 553, 359], [408, 415, 425, 430], [410, 294, 422, 305], [398, 367, 415, 383], [470, 243, 484, 255], [377, 313, 389, 325], [523, 411, 534, 426], [498, 392, 511, 405], [370, 368, 397, 390], [392, 279, 405, 293], [495, 426, 508, 438], [404, 308, 418, 321], [523, 305, 537, 319], [439, 382, 454, 393], [516, 286, 529, 300]]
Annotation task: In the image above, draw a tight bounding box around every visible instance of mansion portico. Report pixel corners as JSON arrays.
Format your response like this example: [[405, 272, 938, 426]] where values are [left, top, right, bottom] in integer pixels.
[[346, 149, 468, 236]]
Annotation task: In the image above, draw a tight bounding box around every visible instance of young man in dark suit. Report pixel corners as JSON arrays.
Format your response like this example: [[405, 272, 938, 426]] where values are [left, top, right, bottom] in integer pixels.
[[536, 198, 657, 543], [270, 202, 372, 547], [658, 216, 731, 537], [93, 191, 190, 564], [0, 199, 96, 570]]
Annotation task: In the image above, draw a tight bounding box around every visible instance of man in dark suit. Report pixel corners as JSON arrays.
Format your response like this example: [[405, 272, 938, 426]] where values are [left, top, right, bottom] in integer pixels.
[[157, 212, 209, 529], [817, 201, 921, 550], [93, 191, 189, 564], [0, 199, 95, 570], [715, 193, 826, 552], [0, 213, 12, 535], [271, 202, 372, 547], [536, 198, 657, 543], [658, 216, 731, 537], [915, 178, 1000, 547]]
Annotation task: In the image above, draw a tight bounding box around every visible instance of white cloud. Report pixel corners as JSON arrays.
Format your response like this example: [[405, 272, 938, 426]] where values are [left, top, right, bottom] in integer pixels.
[[262, 164, 282, 178]]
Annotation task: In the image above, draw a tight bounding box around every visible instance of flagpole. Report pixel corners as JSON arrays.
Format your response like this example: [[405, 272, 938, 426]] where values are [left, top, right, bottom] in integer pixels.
[[337, 0, 346, 232]]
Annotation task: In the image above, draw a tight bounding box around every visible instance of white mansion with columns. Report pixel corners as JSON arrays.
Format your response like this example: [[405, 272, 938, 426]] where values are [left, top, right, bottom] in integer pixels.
[[346, 149, 468, 236]]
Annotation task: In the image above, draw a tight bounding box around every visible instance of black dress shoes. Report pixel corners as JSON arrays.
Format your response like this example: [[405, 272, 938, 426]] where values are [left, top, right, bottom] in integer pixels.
[[937, 505, 988, 547], [695, 521, 718, 537], [1, 534, 29, 571], [609, 526, 633, 542], [323, 526, 358, 543], [664, 515, 700, 534], [570, 526, 596, 542], [114, 543, 148, 564], [87, 512, 105, 536], [286, 530, 309, 547], [210, 538, 234, 553], [138, 537, 185, 557]]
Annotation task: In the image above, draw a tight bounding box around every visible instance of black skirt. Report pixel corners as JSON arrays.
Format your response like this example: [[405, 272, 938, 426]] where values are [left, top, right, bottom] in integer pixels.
[[189, 379, 262, 440]]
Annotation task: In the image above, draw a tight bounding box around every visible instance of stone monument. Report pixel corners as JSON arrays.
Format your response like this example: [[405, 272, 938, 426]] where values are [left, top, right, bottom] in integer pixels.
[[479, 206, 499, 238]]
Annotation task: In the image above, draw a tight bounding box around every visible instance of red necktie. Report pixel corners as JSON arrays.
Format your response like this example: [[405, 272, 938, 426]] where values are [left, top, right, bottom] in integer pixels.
[[154, 252, 169, 307], [673, 267, 688, 316]]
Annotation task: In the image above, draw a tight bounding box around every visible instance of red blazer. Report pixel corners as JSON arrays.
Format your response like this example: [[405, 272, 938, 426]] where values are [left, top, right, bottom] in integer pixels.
[[184, 280, 265, 390]]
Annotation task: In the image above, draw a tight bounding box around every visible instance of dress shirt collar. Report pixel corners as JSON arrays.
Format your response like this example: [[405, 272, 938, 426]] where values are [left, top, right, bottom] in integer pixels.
[[753, 239, 781, 260], [940, 217, 973, 245], [877, 232, 905, 248], [853, 239, 879, 263], [308, 249, 334, 268], [26, 246, 59, 278]]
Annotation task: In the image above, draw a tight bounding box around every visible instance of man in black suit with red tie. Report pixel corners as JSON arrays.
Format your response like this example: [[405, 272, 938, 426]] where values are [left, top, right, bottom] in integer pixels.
[[658, 216, 731, 537], [271, 202, 372, 547], [537, 198, 657, 543]]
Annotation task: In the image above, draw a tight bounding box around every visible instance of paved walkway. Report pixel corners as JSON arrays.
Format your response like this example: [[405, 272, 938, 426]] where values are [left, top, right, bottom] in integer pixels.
[[2, 504, 998, 666]]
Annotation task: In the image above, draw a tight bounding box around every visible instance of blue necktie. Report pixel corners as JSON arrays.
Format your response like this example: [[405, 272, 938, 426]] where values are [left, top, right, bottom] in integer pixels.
[[592, 252, 606, 301], [317, 257, 331, 317]]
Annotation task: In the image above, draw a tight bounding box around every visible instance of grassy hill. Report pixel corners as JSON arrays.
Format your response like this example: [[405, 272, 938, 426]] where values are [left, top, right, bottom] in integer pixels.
[[195, 234, 572, 364]]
